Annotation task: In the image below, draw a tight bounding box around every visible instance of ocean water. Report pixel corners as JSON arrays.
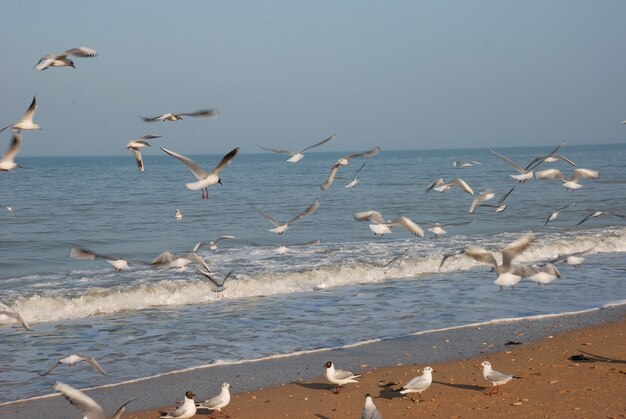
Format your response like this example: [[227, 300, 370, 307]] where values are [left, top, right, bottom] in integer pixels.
[[0, 143, 625, 403]]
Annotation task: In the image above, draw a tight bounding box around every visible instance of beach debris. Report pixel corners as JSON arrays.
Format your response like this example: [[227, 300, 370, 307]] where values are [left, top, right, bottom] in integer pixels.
[[160, 391, 197, 418], [505, 340, 523, 346], [54, 381, 134, 419], [324, 361, 361, 394]]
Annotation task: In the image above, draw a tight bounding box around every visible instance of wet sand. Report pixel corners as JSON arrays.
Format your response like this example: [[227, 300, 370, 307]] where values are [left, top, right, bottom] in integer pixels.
[[2, 304, 624, 418]]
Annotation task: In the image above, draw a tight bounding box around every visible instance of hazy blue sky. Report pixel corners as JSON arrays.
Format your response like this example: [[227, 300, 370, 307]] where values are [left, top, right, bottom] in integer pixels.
[[1, 1, 626, 157]]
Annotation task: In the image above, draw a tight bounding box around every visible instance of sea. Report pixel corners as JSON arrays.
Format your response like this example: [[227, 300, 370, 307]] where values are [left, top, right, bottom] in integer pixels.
[[0, 143, 625, 404]]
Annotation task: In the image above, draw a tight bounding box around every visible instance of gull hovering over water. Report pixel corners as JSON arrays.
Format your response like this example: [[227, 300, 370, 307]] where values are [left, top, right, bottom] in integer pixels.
[[194, 268, 233, 293], [398, 366, 433, 402], [143, 109, 219, 122], [338, 160, 368, 188], [151, 250, 211, 272], [426, 178, 474, 195], [0, 304, 31, 330], [489, 149, 534, 182], [535, 168, 599, 190], [361, 394, 382, 419], [542, 202, 575, 228], [4, 205, 16, 216], [258, 133, 335, 163], [575, 209, 625, 226], [126, 134, 161, 172], [324, 361, 361, 394], [197, 382, 232, 418], [35, 47, 98, 70], [161, 147, 239, 199], [479, 361, 520, 395], [453, 160, 481, 168], [69, 247, 132, 271], [526, 263, 561, 285], [193, 236, 236, 252], [0, 133, 22, 172], [424, 219, 475, 238], [0, 97, 41, 133], [321, 146, 381, 190], [550, 248, 594, 268], [54, 381, 134, 419], [39, 354, 107, 376], [253, 199, 320, 235], [462, 233, 535, 289], [160, 391, 197, 419], [524, 141, 576, 171], [470, 187, 515, 213], [354, 211, 424, 237], [175, 209, 183, 219]]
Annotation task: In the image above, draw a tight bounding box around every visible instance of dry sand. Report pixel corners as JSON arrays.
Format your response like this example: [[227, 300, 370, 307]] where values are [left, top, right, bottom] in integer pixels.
[[128, 315, 625, 419]]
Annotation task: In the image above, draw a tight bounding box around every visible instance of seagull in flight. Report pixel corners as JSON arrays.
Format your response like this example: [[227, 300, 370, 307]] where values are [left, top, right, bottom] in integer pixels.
[[470, 187, 515, 213], [535, 168, 599, 190], [489, 149, 534, 182], [35, 47, 98, 70], [193, 236, 236, 252], [161, 147, 239, 199], [126, 134, 161, 172], [39, 354, 107, 376], [54, 381, 134, 419], [0, 97, 41, 133], [424, 219, 475, 238], [354, 211, 424, 237], [252, 199, 320, 235], [0, 302, 31, 331], [361, 394, 382, 419], [574, 209, 625, 226], [550, 248, 594, 268], [321, 146, 381, 190], [69, 247, 133, 271], [143, 109, 219, 122], [338, 161, 368, 188], [0, 133, 22, 172], [426, 178, 474, 195], [258, 133, 335, 163], [453, 160, 481, 168], [524, 141, 575, 171], [194, 268, 233, 293], [542, 202, 575, 228]]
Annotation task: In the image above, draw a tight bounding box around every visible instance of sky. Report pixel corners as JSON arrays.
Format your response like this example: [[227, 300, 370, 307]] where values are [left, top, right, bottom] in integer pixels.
[[1, 1, 626, 157]]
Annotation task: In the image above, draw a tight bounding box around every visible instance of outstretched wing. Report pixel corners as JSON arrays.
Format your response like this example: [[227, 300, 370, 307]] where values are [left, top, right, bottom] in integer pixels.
[[489, 149, 525, 174], [78, 354, 108, 375], [61, 47, 98, 58], [257, 145, 295, 155], [179, 108, 220, 118], [502, 233, 534, 268], [342, 146, 381, 161], [209, 147, 239, 175], [160, 147, 209, 180], [53, 381, 106, 419], [321, 164, 340, 190], [301, 133, 336, 153], [287, 199, 320, 225]]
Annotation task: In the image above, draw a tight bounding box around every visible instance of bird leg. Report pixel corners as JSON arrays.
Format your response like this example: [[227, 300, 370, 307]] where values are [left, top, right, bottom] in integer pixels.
[[334, 385, 342, 394]]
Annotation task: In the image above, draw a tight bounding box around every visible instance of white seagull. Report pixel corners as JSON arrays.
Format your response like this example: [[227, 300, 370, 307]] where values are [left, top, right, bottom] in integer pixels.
[[424, 219, 475, 238], [253, 199, 320, 235], [0, 304, 31, 330], [0, 97, 41, 133], [426, 178, 474, 195], [550, 248, 594, 268], [194, 268, 233, 293], [126, 134, 161, 172], [470, 187, 515, 214], [161, 147, 239, 199], [39, 354, 107, 376], [160, 391, 197, 419], [4, 205, 16, 216], [0, 133, 22, 172], [151, 250, 211, 272], [258, 133, 335, 163], [361, 394, 383, 419], [324, 361, 361, 394], [197, 382, 232, 419], [489, 149, 534, 182], [193, 235, 236, 252], [542, 202, 575, 228], [535, 168, 599, 190], [354, 211, 424, 237], [479, 361, 520, 395], [143, 109, 219, 122], [463, 233, 535, 289], [35, 47, 98, 70], [524, 141, 575, 171], [321, 146, 381, 190], [69, 247, 132, 271], [336, 160, 368, 188], [453, 160, 481, 168], [54, 381, 134, 419], [175, 209, 183, 219], [575, 209, 625, 227], [527, 263, 561, 285], [398, 366, 433, 402]]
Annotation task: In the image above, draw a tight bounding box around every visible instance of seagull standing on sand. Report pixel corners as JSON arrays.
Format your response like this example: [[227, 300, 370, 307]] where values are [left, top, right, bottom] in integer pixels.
[[125, 134, 161, 172], [321, 146, 380, 190], [398, 366, 433, 402], [542, 202, 575, 228], [39, 354, 107, 376], [462, 233, 535, 289], [35, 47, 98, 70], [0, 133, 22, 172], [479, 361, 520, 395], [354, 211, 424, 237], [161, 147, 239, 199], [160, 391, 197, 419], [258, 133, 335, 163], [361, 394, 383, 419], [0, 97, 40, 133], [197, 382, 232, 419], [426, 178, 474, 195], [143, 109, 219, 122], [252, 199, 320, 235], [53, 381, 134, 419], [324, 361, 361, 394]]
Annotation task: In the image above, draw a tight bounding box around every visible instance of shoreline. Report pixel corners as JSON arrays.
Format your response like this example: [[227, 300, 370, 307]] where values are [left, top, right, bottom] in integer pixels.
[[1, 304, 624, 418]]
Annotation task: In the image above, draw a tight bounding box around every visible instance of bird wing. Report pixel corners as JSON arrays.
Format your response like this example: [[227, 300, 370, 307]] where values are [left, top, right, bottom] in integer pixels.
[[469, 189, 495, 213], [287, 199, 320, 225], [535, 168, 565, 180], [69, 247, 112, 261], [39, 359, 62, 376], [502, 233, 534, 268], [486, 370, 512, 383], [215, 235, 236, 243], [160, 147, 209, 180], [361, 404, 382, 419], [321, 164, 341, 190], [142, 114, 167, 122], [442, 219, 476, 228], [499, 187, 515, 205], [451, 178, 474, 195], [78, 355, 108, 375], [439, 249, 465, 271], [342, 146, 381, 160], [426, 178, 445, 192], [209, 147, 239, 176], [352, 160, 367, 179], [252, 205, 281, 227], [575, 211, 598, 227], [571, 168, 599, 180], [151, 251, 176, 265], [62, 47, 98, 58], [257, 145, 295, 155], [186, 252, 211, 272], [391, 216, 424, 237], [138, 134, 161, 141], [34, 55, 55, 70], [130, 148, 144, 172], [334, 369, 357, 380], [301, 133, 336, 153], [22, 96, 38, 124], [194, 267, 223, 287], [555, 154, 577, 167], [556, 202, 575, 212], [53, 381, 106, 419], [489, 149, 526, 174], [2, 133, 22, 163], [0, 309, 30, 330], [179, 108, 220, 118], [354, 210, 385, 224], [111, 399, 136, 419], [464, 247, 498, 268]]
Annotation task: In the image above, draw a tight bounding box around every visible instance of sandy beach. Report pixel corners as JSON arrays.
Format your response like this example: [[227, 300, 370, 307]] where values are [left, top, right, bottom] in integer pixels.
[[127, 310, 626, 419], [4, 305, 623, 419]]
